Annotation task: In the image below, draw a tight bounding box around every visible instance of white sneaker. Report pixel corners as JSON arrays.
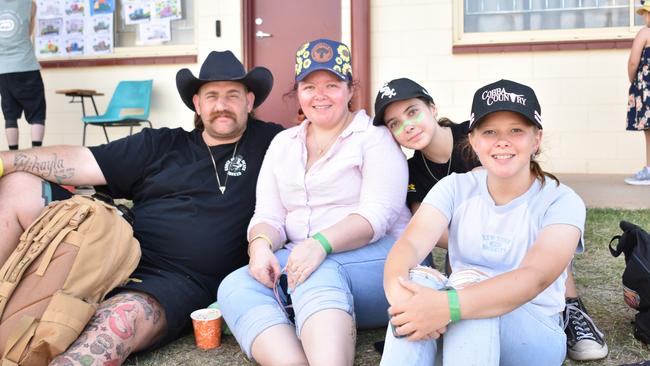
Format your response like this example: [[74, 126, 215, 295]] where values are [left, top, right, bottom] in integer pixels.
[[564, 298, 608, 361], [625, 167, 650, 186]]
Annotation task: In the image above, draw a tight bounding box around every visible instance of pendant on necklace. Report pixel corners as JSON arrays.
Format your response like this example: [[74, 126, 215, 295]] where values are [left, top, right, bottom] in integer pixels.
[[219, 186, 226, 194], [318, 148, 324, 156]]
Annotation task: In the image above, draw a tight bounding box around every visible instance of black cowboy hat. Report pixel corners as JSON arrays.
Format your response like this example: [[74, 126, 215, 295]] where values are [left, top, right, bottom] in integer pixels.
[[176, 50, 273, 111]]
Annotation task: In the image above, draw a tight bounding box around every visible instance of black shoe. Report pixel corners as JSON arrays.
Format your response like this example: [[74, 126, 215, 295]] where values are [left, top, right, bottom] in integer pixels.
[[373, 340, 384, 354], [564, 297, 608, 361]]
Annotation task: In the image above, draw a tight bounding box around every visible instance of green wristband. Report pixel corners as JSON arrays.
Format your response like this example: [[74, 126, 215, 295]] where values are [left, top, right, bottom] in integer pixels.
[[313, 232, 332, 255], [447, 288, 461, 323]]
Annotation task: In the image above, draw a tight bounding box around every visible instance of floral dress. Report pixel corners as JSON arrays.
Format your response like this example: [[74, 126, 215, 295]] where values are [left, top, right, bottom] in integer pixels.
[[628, 47, 650, 131]]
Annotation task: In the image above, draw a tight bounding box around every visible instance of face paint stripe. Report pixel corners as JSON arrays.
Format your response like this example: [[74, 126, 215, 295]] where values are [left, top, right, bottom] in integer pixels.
[[392, 111, 425, 136]]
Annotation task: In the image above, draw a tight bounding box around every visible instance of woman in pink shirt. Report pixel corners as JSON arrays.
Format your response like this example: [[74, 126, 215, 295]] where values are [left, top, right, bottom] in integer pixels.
[[218, 39, 411, 365]]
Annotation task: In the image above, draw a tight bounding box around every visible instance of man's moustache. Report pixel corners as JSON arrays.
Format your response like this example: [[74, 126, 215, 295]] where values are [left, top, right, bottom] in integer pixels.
[[209, 112, 236, 120]]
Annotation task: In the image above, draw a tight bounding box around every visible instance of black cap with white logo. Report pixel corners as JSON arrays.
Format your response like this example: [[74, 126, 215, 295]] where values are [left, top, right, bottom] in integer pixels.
[[469, 79, 542, 131], [373, 78, 434, 126]]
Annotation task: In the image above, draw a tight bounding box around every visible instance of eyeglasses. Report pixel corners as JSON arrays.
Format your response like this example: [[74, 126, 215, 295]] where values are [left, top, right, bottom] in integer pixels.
[[273, 273, 295, 323]]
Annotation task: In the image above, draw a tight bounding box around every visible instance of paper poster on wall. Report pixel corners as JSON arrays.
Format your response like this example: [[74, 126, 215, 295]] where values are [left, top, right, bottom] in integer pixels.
[[37, 37, 62, 57], [37, 0, 63, 19], [64, 0, 85, 17], [64, 36, 84, 55], [153, 0, 181, 21], [64, 18, 84, 35], [38, 18, 63, 37], [89, 0, 115, 15], [137, 19, 170, 45], [90, 34, 112, 54], [123, 0, 152, 25], [91, 14, 112, 34]]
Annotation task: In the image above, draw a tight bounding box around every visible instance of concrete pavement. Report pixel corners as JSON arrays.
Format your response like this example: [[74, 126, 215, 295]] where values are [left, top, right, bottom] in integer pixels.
[[557, 174, 650, 210]]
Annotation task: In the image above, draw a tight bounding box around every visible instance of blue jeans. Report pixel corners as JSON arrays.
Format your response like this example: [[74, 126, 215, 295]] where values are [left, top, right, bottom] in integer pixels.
[[217, 235, 396, 358], [380, 267, 567, 366]]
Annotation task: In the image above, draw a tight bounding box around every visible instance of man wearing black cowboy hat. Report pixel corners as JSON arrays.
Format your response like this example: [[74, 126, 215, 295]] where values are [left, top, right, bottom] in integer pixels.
[[0, 50, 282, 364]]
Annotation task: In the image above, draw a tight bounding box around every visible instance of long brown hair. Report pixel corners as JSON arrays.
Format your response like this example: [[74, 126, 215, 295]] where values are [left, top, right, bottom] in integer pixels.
[[461, 123, 559, 186], [418, 97, 481, 166]]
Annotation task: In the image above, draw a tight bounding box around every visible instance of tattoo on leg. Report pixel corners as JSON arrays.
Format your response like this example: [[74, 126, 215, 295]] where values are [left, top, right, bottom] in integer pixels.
[[49, 356, 75, 366], [108, 303, 136, 340], [89, 334, 114, 355], [56, 293, 163, 366]]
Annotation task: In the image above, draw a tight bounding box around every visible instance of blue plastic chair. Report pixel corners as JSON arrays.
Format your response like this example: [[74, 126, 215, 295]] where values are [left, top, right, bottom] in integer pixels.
[[82, 80, 153, 145]]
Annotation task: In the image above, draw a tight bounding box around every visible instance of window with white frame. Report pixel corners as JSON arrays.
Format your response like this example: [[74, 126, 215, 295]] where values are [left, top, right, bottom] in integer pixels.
[[454, 0, 645, 45]]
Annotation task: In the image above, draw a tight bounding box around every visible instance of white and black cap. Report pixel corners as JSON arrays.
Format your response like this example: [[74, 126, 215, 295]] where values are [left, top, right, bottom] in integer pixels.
[[469, 79, 542, 131], [373, 78, 434, 126]]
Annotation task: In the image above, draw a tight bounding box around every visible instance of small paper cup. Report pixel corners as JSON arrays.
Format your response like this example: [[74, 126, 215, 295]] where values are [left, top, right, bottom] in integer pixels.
[[190, 308, 222, 350]]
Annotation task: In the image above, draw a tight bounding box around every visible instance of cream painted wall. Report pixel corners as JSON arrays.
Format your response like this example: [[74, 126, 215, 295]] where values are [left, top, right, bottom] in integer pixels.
[[6, 0, 243, 149], [371, 0, 638, 174], [7, 0, 639, 174]]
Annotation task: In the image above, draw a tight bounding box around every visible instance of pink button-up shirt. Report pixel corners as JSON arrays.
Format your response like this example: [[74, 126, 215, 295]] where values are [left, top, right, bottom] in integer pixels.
[[248, 110, 411, 248]]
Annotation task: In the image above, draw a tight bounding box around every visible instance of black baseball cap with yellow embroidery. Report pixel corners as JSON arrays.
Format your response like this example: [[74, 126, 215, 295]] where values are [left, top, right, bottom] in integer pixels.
[[294, 39, 352, 82], [469, 79, 542, 132]]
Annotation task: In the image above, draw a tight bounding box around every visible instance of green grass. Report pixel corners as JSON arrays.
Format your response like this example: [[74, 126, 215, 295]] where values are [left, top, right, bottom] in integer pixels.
[[125, 209, 650, 365]]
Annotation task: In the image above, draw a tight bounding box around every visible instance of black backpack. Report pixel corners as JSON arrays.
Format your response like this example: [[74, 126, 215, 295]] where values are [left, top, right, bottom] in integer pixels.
[[610, 220, 650, 343]]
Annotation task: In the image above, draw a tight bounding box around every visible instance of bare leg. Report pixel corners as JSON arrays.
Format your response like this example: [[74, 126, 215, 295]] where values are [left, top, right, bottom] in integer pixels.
[[565, 270, 578, 298], [251, 324, 308, 365], [31, 123, 45, 145], [5, 127, 18, 147], [300, 309, 355, 366], [0, 172, 48, 264], [51, 291, 166, 365], [643, 129, 650, 167]]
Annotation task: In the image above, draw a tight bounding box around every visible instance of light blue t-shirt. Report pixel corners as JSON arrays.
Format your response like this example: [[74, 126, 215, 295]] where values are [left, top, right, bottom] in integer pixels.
[[422, 169, 586, 315], [0, 0, 40, 74]]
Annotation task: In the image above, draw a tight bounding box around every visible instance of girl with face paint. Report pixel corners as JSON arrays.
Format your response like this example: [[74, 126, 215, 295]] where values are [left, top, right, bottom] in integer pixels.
[[373, 78, 479, 214]]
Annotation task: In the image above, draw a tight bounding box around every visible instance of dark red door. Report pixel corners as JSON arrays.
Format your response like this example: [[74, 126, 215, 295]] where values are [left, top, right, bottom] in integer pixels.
[[245, 0, 341, 127]]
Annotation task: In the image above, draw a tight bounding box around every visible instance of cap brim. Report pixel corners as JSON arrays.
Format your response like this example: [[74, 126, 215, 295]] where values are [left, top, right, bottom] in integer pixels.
[[638, 7, 650, 15], [373, 94, 434, 126], [176, 66, 274, 111], [297, 66, 347, 82], [470, 107, 542, 132]]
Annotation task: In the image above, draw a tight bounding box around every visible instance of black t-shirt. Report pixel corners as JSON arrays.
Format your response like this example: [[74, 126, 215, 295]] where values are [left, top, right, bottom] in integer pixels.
[[89, 119, 283, 281], [406, 121, 480, 206]]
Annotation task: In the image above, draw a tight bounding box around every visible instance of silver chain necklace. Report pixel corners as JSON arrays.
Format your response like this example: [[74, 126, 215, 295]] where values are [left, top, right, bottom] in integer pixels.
[[421, 150, 452, 183], [206, 140, 239, 194]]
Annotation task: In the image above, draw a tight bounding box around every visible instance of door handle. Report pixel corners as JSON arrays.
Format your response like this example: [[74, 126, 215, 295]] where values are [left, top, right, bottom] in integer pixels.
[[256, 30, 273, 39]]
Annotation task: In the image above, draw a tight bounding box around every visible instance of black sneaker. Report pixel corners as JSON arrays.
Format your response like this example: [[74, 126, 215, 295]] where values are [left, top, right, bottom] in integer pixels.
[[564, 297, 608, 361]]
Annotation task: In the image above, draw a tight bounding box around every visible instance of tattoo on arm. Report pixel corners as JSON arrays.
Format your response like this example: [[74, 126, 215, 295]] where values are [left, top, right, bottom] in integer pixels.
[[13, 153, 75, 183]]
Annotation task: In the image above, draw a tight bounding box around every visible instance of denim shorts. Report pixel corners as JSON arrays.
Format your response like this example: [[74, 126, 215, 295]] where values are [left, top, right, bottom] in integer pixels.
[[217, 235, 397, 359]]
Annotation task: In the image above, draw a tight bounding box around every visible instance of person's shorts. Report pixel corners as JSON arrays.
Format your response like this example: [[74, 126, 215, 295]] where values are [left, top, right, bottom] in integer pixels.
[[110, 255, 218, 351], [42, 181, 73, 203], [43, 181, 217, 351], [0, 70, 46, 124]]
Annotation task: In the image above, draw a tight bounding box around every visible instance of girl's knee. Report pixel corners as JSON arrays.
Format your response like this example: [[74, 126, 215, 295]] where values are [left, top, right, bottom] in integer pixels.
[[409, 266, 447, 288], [447, 268, 488, 289]]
